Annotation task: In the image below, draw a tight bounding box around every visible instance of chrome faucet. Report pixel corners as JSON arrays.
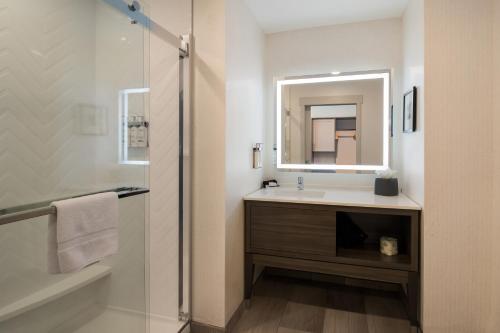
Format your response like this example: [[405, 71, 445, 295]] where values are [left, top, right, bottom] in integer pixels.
[[297, 176, 304, 190]]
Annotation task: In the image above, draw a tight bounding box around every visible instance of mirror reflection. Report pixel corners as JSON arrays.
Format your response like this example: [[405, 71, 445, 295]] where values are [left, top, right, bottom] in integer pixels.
[[278, 72, 389, 170]]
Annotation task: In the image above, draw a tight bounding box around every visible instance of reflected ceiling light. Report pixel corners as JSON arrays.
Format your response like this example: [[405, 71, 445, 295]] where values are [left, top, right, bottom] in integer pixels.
[[331, 71, 341, 75]]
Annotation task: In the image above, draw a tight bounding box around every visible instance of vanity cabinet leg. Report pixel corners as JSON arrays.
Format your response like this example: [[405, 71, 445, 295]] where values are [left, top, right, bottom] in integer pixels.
[[408, 271, 420, 328], [244, 254, 254, 300]]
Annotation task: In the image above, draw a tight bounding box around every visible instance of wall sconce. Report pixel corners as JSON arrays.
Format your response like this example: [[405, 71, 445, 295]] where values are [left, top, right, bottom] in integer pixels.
[[253, 143, 263, 169]]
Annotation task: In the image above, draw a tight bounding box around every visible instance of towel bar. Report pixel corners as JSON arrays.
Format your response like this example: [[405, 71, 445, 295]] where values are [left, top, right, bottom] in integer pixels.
[[0, 187, 149, 226]]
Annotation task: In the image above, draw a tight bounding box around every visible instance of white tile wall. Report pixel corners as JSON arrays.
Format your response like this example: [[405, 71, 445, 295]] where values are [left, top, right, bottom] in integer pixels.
[[0, 0, 151, 331]]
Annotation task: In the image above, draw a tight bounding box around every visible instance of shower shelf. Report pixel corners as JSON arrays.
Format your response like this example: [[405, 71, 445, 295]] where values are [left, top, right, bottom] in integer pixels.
[[0, 187, 150, 226], [0, 265, 112, 322]]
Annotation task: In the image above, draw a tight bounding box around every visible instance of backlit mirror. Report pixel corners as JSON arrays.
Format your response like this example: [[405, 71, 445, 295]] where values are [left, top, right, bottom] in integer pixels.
[[276, 71, 390, 171]]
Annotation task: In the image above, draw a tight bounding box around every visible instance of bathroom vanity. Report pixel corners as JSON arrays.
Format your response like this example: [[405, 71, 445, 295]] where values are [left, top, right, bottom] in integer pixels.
[[244, 187, 421, 326]]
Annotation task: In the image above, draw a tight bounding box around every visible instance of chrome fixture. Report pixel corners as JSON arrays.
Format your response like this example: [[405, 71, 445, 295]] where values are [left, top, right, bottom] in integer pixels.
[[128, 0, 140, 12], [0, 187, 149, 226], [128, 1, 140, 24], [297, 176, 304, 190], [103, 0, 190, 57]]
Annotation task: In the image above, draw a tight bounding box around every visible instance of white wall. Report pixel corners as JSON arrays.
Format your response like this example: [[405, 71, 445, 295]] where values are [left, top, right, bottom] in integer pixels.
[[399, 0, 424, 205], [424, 0, 495, 331], [265, 19, 402, 187], [190, 0, 266, 327], [192, 0, 227, 327], [225, 0, 265, 322], [399, 0, 425, 327]]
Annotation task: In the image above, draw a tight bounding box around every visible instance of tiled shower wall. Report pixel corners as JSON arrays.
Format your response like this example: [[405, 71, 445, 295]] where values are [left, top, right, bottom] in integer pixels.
[[0, 0, 98, 207], [0, 0, 147, 207], [0, 0, 149, 331]]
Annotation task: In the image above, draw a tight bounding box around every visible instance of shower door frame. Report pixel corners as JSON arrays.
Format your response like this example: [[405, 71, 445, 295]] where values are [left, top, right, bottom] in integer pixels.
[[178, 34, 192, 324]]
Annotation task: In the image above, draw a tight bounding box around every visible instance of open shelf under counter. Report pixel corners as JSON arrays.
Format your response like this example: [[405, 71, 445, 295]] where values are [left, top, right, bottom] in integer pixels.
[[336, 244, 411, 269]]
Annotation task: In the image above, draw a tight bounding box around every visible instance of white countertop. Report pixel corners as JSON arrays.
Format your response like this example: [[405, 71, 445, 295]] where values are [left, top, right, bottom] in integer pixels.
[[244, 187, 421, 211]]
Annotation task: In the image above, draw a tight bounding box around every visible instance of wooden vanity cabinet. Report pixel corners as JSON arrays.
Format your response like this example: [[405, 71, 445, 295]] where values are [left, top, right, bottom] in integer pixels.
[[244, 200, 421, 327], [249, 203, 337, 261]]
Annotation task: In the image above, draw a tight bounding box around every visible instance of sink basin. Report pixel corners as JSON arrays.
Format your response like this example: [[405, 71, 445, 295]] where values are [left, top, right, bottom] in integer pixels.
[[269, 189, 325, 199]]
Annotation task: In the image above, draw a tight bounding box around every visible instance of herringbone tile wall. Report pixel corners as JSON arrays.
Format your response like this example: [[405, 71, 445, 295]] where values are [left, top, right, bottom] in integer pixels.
[[0, 0, 98, 209], [0, 0, 152, 331]]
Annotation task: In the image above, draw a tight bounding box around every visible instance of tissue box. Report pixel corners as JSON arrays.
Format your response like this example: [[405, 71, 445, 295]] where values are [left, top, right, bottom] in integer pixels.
[[374, 178, 399, 196]]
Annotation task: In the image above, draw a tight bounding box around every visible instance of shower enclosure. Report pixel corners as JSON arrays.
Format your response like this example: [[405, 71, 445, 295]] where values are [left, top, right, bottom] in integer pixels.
[[0, 0, 191, 332]]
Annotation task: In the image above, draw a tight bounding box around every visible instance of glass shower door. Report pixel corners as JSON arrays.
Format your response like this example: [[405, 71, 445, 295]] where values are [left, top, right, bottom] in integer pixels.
[[0, 0, 151, 332]]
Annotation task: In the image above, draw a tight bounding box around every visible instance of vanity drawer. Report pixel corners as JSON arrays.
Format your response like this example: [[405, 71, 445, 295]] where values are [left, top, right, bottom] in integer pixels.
[[247, 203, 336, 260]]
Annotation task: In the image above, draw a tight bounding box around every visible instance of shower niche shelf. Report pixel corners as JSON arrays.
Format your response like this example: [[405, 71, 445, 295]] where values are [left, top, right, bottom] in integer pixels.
[[0, 265, 111, 322], [119, 88, 150, 166]]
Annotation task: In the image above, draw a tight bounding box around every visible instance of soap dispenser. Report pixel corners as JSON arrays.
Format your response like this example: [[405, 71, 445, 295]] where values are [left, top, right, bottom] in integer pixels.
[[253, 143, 263, 169]]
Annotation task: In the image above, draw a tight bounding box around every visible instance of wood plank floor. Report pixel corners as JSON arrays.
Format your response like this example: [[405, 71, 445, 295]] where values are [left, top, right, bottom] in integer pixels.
[[232, 275, 411, 333]]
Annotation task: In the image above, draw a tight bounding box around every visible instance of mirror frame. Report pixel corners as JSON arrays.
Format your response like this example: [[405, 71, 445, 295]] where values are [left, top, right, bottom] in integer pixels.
[[276, 71, 390, 171]]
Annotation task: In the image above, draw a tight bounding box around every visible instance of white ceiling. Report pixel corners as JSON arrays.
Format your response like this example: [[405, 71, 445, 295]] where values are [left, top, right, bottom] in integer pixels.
[[243, 0, 410, 33]]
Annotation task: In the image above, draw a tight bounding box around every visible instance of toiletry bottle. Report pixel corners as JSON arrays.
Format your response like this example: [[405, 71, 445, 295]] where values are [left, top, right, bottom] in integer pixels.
[[253, 143, 263, 168], [129, 116, 138, 148], [127, 116, 133, 148], [135, 116, 147, 148]]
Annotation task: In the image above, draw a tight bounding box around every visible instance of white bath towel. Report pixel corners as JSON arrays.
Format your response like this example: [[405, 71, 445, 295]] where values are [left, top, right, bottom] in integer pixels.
[[48, 192, 119, 274]]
